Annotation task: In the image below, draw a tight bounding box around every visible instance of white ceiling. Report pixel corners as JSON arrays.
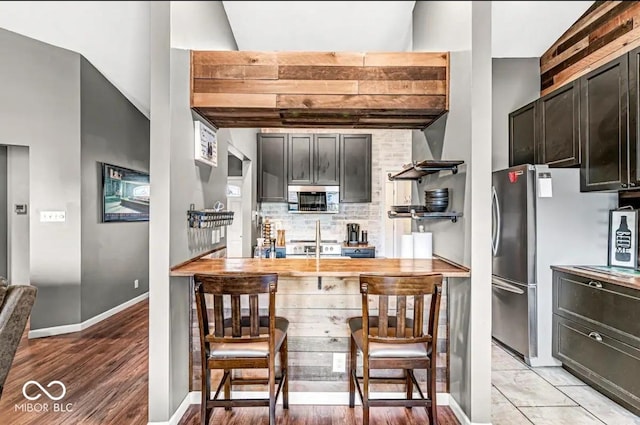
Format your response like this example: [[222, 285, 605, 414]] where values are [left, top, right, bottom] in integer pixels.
[[492, 1, 593, 57], [0, 1, 150, 117], [222, 1, 416, 51], [223, 1, 593, 57]]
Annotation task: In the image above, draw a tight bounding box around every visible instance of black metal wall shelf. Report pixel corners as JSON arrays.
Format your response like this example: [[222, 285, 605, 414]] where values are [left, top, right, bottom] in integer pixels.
[[387, 210, 463, 223], [388, 160, 464, 183]]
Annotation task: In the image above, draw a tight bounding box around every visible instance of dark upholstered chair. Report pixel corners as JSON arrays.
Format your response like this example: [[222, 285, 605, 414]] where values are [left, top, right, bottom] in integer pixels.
[[194, 273, 289, 425], [349, 274, 443, 425], [0, 282, 37, 399]]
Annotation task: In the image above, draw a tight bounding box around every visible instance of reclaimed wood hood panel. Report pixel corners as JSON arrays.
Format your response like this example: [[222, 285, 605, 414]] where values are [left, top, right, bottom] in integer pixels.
[[540, 1, 640, 96], [190, 51, 449, 129]]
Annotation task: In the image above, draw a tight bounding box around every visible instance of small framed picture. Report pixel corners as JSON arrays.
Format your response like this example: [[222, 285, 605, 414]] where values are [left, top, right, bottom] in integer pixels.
[[608, 208, 638, 269]]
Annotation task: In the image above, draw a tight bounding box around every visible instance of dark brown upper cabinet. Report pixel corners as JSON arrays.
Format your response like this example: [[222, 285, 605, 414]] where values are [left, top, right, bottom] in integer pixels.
[[580, 54, 629, 192], [287, 134, 314, 185], [314, 134, 340, 185], [287, 134, 340, 186], [628, 46, 640, 188], [509, 102, 537, 167], [340, 134, 371, 203], [538, 80, 580, 167], [258, 133, 288, 202]]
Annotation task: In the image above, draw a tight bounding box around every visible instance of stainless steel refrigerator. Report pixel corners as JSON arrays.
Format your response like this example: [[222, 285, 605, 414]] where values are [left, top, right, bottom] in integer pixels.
[[491, 164, 617, 366]]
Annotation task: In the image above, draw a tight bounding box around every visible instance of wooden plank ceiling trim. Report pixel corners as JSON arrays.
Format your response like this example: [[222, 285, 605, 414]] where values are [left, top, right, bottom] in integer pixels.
[[191, 51, 449, 129], [540, 1, 640, 95]]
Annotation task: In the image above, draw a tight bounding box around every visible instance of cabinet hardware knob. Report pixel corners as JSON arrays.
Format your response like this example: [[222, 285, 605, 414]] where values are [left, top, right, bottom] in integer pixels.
[[588, 280, 603, 289], [588, 332, 603, 342], [631, 182, 637, 187], [622, 183, 628, 188]]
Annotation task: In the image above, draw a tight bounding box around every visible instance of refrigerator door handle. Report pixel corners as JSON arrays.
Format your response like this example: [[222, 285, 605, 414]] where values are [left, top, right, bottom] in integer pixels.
[[492, 186, 501, 256], [491, 276, 525, 295]]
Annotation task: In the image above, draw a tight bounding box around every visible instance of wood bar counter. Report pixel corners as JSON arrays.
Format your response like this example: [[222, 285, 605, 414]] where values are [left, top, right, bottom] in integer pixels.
[[171, 256, 470, 395], [170, 257, 470, 278]]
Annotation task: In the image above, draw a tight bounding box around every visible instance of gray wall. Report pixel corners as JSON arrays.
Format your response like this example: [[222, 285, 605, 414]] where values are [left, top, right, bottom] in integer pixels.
[[7, 146, 29, 285], [0, 28, 82, 329], [412, 1, 475, 418], [492, 58, 540, 171], [80, 57, 150, 321], [0, 146, 7, 278], [168, 48, 230, 413]]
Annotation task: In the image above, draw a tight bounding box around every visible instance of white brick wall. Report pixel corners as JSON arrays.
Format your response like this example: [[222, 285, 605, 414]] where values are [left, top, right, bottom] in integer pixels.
[[259, 129, 412, 253]]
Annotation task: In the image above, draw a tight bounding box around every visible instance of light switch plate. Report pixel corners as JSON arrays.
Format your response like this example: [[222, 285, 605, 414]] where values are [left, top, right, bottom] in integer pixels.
[[40, 211, 66, 222]]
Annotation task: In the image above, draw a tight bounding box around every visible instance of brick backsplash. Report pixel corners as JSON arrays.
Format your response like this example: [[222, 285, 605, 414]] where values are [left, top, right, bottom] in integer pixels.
[[259, 129, 412, 252]]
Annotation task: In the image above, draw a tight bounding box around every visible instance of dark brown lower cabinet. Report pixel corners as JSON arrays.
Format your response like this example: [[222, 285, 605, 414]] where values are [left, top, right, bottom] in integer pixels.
[[552, 271, 640, 415]]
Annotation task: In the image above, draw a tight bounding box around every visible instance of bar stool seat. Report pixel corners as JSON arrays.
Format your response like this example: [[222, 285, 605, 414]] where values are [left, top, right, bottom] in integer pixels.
[[349, 317, 431, 358], [210, 318, 289, 358]]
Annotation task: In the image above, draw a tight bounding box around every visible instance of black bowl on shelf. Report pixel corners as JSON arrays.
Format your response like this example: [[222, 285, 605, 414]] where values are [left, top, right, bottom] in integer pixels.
[[425, 188, 449, 198], [425, 203, 448, 212]]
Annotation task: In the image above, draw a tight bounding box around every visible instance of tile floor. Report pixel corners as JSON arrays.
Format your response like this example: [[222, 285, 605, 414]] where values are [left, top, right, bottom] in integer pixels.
[[492, 342, 640, 425]]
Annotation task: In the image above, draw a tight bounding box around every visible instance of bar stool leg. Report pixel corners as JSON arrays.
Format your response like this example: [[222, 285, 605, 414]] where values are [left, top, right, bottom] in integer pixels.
[[349, 335, 356, 408], [224, 369, 231, 411], [363, 356, 370, 425], [281, 335, 289, 409], [406, 368, 413, 409], [429, 367, 438, 425], [201, 368, 211, 425], [269, 356, 276, 425]]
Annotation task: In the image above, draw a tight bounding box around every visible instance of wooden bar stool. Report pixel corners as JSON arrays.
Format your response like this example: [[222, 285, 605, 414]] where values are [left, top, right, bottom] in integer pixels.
[[348, 274, 443, 425], [193, 273, 289, 425]]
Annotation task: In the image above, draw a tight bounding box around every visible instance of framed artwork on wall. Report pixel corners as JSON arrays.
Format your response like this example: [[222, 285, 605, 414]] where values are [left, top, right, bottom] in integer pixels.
[[608, 208, 638, 269], [194, 120, 217, 167]]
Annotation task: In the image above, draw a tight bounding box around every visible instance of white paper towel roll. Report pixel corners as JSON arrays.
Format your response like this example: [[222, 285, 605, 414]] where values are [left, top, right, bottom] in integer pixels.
[[413, 232, 433, 259], [400, 234, 414, 258]]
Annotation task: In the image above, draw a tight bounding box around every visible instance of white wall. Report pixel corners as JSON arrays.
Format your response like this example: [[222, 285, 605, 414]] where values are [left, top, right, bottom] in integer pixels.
[[492, 58, 540, 170], [413, 1, 471, 52], [171, 1, 238, 50], [7, 146, 29, 285], [0, 1, 150, 117]]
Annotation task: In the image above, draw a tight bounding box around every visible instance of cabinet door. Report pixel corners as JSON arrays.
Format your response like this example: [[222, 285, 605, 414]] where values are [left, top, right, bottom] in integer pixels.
[[628, 47, 640, 187], [340, 134, 371, 203], [314, 134, 340, 185], [258, 133, 288, 202], [509, 102, 537, 167], [287, 134, 313, 185], [539, 80, 580, 167], [580, 55, 629, 191]]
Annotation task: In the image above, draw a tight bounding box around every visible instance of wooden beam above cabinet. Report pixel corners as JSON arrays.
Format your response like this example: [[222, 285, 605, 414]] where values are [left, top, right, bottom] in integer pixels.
[[190, 51, 449, 129]]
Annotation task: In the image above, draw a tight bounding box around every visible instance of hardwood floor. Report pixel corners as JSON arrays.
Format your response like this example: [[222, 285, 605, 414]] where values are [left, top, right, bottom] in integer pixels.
[[178, 404, 460, 425], [0, 301, 149, 425]]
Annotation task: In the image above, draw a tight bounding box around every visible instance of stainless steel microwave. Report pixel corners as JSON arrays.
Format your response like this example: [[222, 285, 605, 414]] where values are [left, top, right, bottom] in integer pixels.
[[287, 185, 339, 213]]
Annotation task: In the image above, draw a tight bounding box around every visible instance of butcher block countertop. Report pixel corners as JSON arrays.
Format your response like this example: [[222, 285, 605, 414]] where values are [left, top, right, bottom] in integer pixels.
[[170, 257, 470, 278], [551, 265, 640, 291]]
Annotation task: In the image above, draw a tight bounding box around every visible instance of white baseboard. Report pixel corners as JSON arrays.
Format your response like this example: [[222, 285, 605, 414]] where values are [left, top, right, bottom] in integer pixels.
[[28, 292, 149, 339], [449, 395, 491, 425]]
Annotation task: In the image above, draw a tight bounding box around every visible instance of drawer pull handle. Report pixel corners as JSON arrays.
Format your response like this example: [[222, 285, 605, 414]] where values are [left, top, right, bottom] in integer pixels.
[[588, 332, 603, 342], [588, 280, 603, 289]]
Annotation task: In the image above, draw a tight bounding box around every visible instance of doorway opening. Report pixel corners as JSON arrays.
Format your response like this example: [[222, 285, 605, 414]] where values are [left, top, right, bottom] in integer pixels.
[[227, 143, 252, 258]]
